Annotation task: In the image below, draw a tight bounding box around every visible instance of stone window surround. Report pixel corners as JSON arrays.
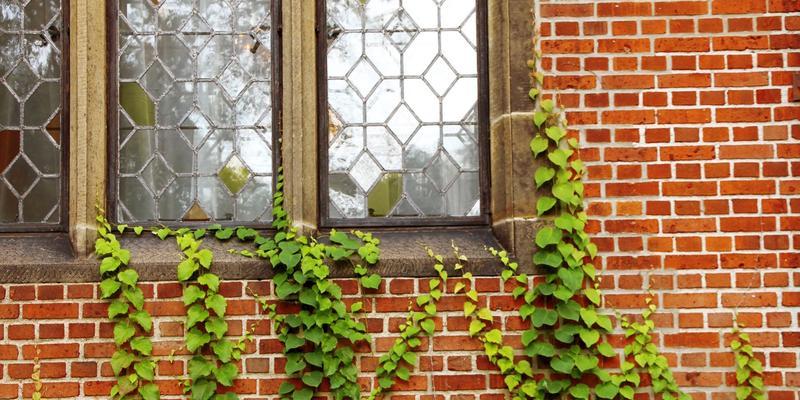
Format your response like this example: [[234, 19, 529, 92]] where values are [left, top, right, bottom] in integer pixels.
[[0, 0, 540, 280]]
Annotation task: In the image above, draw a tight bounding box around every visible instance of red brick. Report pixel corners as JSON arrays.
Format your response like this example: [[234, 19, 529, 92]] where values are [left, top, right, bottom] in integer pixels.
[[602, 110, 655, 124], [663, 181, 717, 196], [720, 180, 776, 195], [541, 4, 594, 17], [655, 38, 710, 52], [722, 292, 777, 307], [712, 35, 769, 50], [657, 109, 711, 124], [602, 75, 654, 89], [655, 1, 709, 15], [665, 332, 719, 348], [661, 146, 715, 161], [716, 72, 769, 87], [716, 108, 771, 122], [22, 303, 79, 319], [712, 0, 767, 13], [598, 39, 650, 53], [665, 254, 718, 269], [598, 2, 653, 16], [719, 144, 774, 159], [658, 74, 711, 88]]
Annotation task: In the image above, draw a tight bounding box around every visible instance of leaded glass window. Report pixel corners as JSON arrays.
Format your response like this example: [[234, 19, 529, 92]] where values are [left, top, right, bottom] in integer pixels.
[[113, 0, 277, 224], [0, 0, 66, 229], [322, 0, 487, 225]]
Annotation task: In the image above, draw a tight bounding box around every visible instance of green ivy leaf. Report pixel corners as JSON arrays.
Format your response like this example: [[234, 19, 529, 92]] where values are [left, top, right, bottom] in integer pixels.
[[212, 340, 234, 363], [537, 196, 557, 216], [584, 287, 601, 306], [183, 285, 206, 306], [114, 320, 136, 345], [531, 135, 549, 157], [100, 278, 122, 299], [134, 360, 155, 382], [215, 228, 233, 240], [110, 349, 135, 375], [552, 182, 574, 203], [187, 304, 210, 329], [535, 166, 556, 188], [117, 269, 139, 286], [558, 267, 584, 292], [279, 382, 295, 395], [533, 111, 548, 128], [133, 226, 144, 236], [302, 371, 324, 387], [190, 379, 216, 400], [570, 383, 590, 399], [186, 328, 211, 353], [285, 354, 306, 375], [597, 342, 616, 358], [197, 274, 220, 292], [195, 249, 213, 268], [130, 310, 152, 332], [139, 383, 160, 400], [533, 250, 562, 268], [215, 362, 238, 387], [396, 366, 410, 381], [205, 294, 227, 316], [550, 356, 574, 374], [526, 340, 555, 358], [421, 318, 435, 335], [100, 257, 122, 274], [579, 308, 598, 327], [535, 227, 562, 248], [293, 388, 313, 400], [205, 317, 228, 340], [108, 300, 129, 319], [285, 334, 305, 351], [596, 382, 619, 399], [575, 354, 598, 372], [130, 337, 153, 356], [468, 319, 485, 336], [360, 273, 382, 289], [177, 259, 199, 281], [546, 126, 566, 142], [548, 149, 569, 168]]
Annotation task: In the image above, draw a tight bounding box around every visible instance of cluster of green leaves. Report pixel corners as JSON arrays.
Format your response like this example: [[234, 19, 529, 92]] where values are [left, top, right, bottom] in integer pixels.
[[618, 295, 688, 400], [31, 346, 42, 400], [218, 171, 382, 400], [95, 214, 159, 400], [514, 39, 616, 400], [730, 324, 765, 400], [368, 247, 451, 400], [162, 230, 244, 400]]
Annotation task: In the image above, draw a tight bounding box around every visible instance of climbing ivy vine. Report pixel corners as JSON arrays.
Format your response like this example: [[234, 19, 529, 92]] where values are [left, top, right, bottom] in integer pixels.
[[95, 214, 159, 400], [731, 323, 765, 400], [618, 294, 688, 400]]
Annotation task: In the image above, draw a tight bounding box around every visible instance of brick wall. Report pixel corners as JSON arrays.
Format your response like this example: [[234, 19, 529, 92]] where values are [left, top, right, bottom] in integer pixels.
[[1, 1, 799, 399], [539, 0, 800, 398]]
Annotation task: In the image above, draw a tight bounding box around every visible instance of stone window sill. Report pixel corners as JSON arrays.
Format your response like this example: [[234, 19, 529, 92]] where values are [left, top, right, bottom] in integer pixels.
[[0, 228, 510, 283]]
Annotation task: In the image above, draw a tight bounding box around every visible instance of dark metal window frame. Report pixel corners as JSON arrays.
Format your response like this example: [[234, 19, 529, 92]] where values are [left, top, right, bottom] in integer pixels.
[[316, 0, 491, 229], [106, 0, 283, 228], [0, 0, 71, 233]]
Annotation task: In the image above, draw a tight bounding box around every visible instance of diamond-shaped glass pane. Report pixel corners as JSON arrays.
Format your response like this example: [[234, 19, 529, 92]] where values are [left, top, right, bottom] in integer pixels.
[[326, 0, 480, 220], [116, 0, 275, 223], [219, 156, 251, 194], [0, 0, 63, 226]]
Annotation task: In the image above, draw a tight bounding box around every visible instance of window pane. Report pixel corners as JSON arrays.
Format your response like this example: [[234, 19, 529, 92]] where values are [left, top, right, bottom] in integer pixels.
[[115, 0, 275, 224], [325, 0, 481, 220], [0, 0, 64, 226]]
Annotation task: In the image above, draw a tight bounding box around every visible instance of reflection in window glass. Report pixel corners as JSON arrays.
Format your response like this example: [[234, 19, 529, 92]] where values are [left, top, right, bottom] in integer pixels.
[[326, 0, 481, 220], [115, 0, 275, 223], [0, 0, 64, 225]]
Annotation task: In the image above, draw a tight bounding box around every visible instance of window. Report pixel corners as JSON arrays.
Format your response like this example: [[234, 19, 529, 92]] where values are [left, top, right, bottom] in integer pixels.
[[110, 0, 279, 224], [319, 0, 489, 226], [0, 0, 67, 231]]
